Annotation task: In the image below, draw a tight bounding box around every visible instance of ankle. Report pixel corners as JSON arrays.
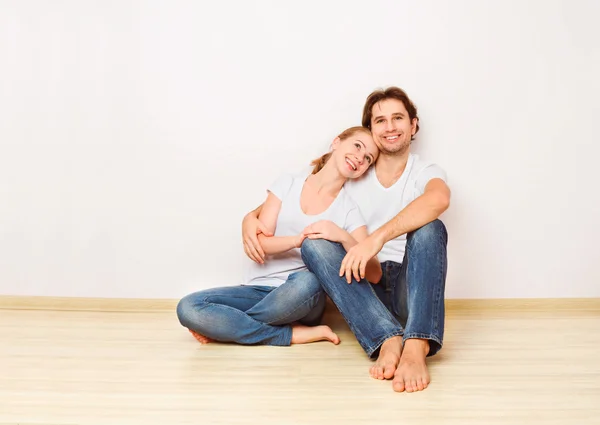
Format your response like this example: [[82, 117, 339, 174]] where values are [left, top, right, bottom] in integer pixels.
[[402, 338, 430, 357], [383, 335, 403, 347]]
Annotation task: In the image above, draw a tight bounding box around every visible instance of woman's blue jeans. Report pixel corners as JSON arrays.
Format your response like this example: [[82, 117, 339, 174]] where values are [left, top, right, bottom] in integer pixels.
[[301, 219, 448, 357], [176, 271, 326, 346]]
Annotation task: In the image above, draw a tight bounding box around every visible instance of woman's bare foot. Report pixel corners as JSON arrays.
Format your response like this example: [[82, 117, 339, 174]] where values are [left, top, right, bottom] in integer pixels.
[[370, 335, 403, 380], [291, 324, 340, 345], [189, 329, 213, 344], [392, 338, 430, 392]]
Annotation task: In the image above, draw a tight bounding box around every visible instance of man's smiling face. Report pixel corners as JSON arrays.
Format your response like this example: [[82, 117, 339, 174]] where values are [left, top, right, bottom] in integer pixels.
[[370, 98, 418, 155]]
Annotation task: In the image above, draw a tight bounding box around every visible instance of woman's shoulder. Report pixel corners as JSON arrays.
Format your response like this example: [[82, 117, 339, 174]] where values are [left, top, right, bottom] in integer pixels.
[[292, 166, 313, 179], [337, 186, 361, 210]]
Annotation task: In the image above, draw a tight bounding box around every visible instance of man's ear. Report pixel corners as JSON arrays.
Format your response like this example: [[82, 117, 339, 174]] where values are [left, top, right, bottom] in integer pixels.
[[330, 136, 342, 150], [411, 118, 418, 136]]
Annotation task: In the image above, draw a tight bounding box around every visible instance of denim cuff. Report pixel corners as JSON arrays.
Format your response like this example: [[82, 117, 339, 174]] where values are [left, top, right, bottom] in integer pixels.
[[277, 325, 293, 346]]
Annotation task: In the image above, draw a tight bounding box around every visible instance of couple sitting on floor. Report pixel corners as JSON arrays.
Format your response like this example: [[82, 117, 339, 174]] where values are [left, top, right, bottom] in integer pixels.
[[177, 86, 450, 393]]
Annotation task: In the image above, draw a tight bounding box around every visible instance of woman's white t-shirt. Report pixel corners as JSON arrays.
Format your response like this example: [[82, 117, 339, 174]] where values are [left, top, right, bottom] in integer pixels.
[[242, 173, 366, 287]]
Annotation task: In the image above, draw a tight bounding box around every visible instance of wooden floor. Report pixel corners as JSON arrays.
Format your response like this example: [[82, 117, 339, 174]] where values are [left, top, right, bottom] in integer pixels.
[[1, 302, 599, 425]]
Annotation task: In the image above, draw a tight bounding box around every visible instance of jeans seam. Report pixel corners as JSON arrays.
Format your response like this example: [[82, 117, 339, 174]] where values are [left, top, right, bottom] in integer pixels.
[[431, 225, 447, 339], [204, 293, 266, 303]]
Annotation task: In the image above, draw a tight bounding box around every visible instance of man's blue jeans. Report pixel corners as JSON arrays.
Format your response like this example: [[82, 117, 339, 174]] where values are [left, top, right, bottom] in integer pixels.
[[301, 219, 448, 357], [176, 271, 326, 346]]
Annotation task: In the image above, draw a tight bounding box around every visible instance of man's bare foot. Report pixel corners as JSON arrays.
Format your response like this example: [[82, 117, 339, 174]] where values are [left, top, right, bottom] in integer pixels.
[[370, 335, 403, 380], [189, 329, 213, 344], [291, 324, 340, 345], [392, 338, 430, 393]]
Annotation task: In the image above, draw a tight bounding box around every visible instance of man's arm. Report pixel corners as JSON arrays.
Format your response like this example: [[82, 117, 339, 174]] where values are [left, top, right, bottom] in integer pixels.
[[242, 202, 270, 264], [347, 226, 383, 284], [372, 178, 450, 246], [340, 178, 450, 282]]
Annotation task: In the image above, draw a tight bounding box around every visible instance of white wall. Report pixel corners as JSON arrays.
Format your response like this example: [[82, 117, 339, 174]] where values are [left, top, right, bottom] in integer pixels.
[[1, 0, 599, 299]]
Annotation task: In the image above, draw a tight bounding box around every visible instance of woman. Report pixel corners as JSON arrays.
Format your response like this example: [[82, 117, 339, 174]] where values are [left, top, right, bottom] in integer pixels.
[[176, 126, 381, 346]]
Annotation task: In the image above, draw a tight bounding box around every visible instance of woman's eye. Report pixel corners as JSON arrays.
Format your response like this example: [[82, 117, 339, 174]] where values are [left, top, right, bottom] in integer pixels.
[[354, 143, 361, 149], [366, 157, 372, 164]]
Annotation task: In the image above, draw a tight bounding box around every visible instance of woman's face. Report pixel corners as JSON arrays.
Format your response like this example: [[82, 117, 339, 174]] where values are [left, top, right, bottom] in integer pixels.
[[332, 131, 379, 179]]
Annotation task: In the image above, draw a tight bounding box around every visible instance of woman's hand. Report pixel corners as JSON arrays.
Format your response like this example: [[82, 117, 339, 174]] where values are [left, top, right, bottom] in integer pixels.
[[242, 213, 273, 264], [303, 220, 347, 243], [294, 232, 308, 248]]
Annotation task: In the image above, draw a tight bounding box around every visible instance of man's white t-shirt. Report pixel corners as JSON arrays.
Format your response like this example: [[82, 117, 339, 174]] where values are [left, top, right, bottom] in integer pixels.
[[343, 153, 447, 264], [243, 173, 366, 287]]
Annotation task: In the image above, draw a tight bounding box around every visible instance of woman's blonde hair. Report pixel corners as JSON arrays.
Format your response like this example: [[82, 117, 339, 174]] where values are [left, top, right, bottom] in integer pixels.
[[310, 126, 371, 174]]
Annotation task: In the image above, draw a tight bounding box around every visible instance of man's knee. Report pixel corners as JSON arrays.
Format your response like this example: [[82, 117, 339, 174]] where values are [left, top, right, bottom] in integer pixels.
[[408, 219, 448, 247], [301, 238, 329, 261], [300, 238, 343, 265]]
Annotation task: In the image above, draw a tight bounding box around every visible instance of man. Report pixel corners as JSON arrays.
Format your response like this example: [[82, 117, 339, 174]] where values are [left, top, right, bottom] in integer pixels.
[[242, 87, 450, 392]]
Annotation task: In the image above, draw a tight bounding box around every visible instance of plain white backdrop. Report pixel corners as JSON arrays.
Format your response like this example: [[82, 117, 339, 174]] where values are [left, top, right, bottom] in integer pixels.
[[1, 0, 599, 299]]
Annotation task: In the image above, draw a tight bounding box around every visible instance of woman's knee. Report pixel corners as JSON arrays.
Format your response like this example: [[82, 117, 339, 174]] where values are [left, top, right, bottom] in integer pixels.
[[176, 295, 192, 327], [176, 292, 207, 328], [290, 271, 324, 299]]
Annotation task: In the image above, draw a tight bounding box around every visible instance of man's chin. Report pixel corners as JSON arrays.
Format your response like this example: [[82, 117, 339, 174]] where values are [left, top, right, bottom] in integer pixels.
[[379, 143, 410, 156]]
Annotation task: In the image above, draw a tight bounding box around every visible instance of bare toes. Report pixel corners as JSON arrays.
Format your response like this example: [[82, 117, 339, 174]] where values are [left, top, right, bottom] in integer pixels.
[[383, 364, 395, 380], [371, 366, 381, 379], [393, 377, 405, 392]]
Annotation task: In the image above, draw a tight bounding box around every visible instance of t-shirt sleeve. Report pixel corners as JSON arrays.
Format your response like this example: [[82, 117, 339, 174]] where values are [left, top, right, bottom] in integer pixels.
[[415, 164, 448, 195], [268, 173, 295, 201], [344, 204, 367, 234]]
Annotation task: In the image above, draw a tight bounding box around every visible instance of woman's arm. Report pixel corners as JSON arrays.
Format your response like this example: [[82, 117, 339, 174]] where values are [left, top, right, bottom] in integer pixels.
[[256, 193, 304, 256]]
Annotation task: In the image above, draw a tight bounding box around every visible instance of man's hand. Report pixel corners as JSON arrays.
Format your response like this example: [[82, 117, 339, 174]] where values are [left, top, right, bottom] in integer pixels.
[[242, 213, 273, 264], [303, 220, 346, 243], [340, 234, 384, 283]]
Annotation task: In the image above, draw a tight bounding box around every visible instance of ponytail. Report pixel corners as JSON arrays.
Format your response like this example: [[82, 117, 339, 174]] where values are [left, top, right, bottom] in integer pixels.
[[310, 152, 333, 174]]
